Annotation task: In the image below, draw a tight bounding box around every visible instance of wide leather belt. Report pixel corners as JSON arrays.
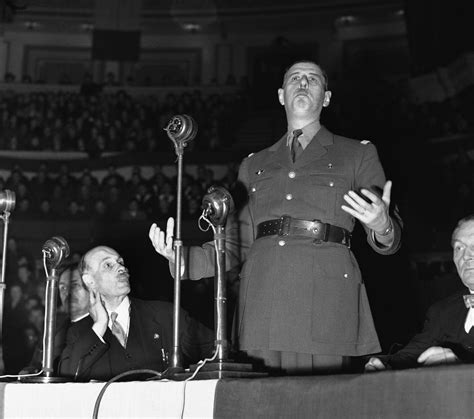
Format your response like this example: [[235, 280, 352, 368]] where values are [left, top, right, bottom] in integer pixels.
[[256, 215, 351, 247]]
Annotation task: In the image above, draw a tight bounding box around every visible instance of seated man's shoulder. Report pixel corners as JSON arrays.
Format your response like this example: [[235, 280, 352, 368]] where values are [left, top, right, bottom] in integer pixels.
[[427, 290, 466, 315], [132, 298, 173, 314], [69, 315, 92, 331]]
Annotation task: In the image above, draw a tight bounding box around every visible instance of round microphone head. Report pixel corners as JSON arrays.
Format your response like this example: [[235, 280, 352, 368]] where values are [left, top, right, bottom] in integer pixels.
[[201, 186, 234, 226], [42, 236, 70, 268], [0, 190, 16, 212], [164, 114, 197, 144]]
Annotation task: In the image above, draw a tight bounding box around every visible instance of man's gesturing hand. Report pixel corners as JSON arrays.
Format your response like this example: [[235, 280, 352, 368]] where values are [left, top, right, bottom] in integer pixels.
[[341, 180, 392, 234], [149, 217, 176, 263]]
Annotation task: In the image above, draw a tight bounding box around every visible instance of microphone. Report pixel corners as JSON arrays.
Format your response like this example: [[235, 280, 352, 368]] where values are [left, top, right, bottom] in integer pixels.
[[0, 189, 15, 212], [202, 186, 234, 226], [42, 236, 70, 269], [164, 114, 197, 146]]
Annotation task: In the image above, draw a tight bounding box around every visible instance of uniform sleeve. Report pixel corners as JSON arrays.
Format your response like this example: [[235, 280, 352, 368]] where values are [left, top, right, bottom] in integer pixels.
[[179, 158, 254, 281], [355, 142, 402, 255]]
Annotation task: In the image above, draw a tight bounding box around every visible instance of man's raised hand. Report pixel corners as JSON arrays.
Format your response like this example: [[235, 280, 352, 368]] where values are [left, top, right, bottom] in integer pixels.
[[149, 217, 176, 263]]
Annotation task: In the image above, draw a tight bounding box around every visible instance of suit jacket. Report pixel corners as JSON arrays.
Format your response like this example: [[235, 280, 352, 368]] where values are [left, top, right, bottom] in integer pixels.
[[59, 298, 213, 381], [386, 290, 474, 369], [183, 127, 402, 356]]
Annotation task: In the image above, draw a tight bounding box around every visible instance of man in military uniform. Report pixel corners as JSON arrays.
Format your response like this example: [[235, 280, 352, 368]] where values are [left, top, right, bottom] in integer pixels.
[[150, 60, 402, 374]]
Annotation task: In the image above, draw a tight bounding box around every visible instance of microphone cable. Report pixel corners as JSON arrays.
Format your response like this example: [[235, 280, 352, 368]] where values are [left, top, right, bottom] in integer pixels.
[[0, 369, 45, 380], [92, 368, 163, 419]]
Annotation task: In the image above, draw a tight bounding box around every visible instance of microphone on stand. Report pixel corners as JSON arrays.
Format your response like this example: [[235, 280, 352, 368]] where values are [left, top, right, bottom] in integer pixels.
[[200, 186, 235, 366], [0, 190, 16, 213], [164, 114, 197, 151], [22, 236, 71, 382], [163, 114, 198, 372], [0, 190, 15, 374], [202, 186, 235, 227], [42, 236, 70, 271]]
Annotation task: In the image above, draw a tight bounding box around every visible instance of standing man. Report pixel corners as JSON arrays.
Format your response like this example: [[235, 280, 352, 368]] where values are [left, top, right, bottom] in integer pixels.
[[150, 60, 402, 374], [366, 215, 474, 371], [59, 246, 213, 381]]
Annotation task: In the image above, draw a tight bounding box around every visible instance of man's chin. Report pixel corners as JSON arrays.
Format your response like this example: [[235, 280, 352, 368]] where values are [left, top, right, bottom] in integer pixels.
[[462, 272, 474, 289]]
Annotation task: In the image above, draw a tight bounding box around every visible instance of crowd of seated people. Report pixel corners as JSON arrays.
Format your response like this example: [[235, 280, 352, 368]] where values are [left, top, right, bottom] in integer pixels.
[[0, 162, 240, 222], [0, 87, 247, 153]]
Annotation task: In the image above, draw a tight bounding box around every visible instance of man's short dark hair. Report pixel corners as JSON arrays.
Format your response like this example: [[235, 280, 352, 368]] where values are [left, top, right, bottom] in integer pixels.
[[451, 214, 474, 245], [282, 59, 329, 90]]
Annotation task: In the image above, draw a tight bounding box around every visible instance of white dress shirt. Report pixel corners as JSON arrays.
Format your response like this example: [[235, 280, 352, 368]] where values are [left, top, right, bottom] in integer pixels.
[[464, 290, 474, 333]]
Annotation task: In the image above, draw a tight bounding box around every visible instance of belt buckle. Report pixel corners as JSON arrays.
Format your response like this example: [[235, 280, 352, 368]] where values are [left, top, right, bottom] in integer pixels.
[[278, 215, 291, 236], [342, 233, 351, 248], [311, 220, 328, 244]]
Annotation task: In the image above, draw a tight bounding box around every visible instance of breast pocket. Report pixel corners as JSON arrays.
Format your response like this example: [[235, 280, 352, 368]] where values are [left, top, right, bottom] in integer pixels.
[[249, 174, 277, 214], [303, 172, 348, 219]]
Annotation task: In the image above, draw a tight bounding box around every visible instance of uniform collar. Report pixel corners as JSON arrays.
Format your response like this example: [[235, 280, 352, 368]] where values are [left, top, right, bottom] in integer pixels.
[[286, 120, 321, 150]]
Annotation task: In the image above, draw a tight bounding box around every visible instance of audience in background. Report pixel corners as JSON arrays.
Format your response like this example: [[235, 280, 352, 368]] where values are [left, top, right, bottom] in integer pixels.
[[0, 88, 246, 153], [0, 163, 238, 221]]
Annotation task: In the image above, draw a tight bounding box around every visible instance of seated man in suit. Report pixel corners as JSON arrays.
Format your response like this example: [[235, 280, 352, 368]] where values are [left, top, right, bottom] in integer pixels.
[[59, 245, 213, 381], [365, 214, 474, 371]]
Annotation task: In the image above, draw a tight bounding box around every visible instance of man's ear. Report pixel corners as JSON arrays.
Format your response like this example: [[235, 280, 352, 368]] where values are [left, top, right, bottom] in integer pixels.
[[323, 91, 332, 107], [82, 273, 95, 291], [278, 88, 285, 106]]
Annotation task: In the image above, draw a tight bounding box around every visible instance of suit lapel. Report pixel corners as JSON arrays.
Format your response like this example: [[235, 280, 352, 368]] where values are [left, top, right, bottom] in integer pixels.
[[126, 300, 141, 353], [127, 299, 164, 359], [451, 296, 470, 338]]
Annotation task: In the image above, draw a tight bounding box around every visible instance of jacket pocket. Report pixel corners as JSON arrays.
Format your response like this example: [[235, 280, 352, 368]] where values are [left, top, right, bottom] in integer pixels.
[[311, 272, 361, 344]]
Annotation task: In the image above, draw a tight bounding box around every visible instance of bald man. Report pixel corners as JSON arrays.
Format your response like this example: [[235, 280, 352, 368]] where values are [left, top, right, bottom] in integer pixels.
[[59, 246, 213, 381]]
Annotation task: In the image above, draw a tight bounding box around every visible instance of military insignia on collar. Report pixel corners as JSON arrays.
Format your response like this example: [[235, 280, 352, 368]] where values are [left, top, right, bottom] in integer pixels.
[[360, 140, 371, 145]]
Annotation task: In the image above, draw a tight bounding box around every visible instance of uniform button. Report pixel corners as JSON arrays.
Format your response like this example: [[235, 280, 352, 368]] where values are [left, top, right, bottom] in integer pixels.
[[288, 171, 296, 178], [343, 273, 349, 278], [278, 240, 286, 246], [329, 182, 334, 187], [286, 194, 293, 200], [153, 333, 160, 340], [251, 187, 256, 192], [328, 163, 333, 169]]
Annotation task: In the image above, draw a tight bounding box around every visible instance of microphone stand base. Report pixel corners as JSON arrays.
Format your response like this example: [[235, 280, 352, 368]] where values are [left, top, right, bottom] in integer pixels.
[[19, 375, 70, 383], [172, 360, 268, 380]]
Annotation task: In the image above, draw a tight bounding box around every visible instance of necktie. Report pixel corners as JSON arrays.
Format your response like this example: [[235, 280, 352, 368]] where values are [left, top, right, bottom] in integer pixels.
[[463, 295, 474, 308], [291, 129, 303, 162], [110, 311, 127, 348], [463, 295, 474, 333]]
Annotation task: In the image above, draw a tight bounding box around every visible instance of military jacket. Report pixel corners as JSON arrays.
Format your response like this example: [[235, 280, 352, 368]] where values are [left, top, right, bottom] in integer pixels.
[[185, 126, 402, 356]]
